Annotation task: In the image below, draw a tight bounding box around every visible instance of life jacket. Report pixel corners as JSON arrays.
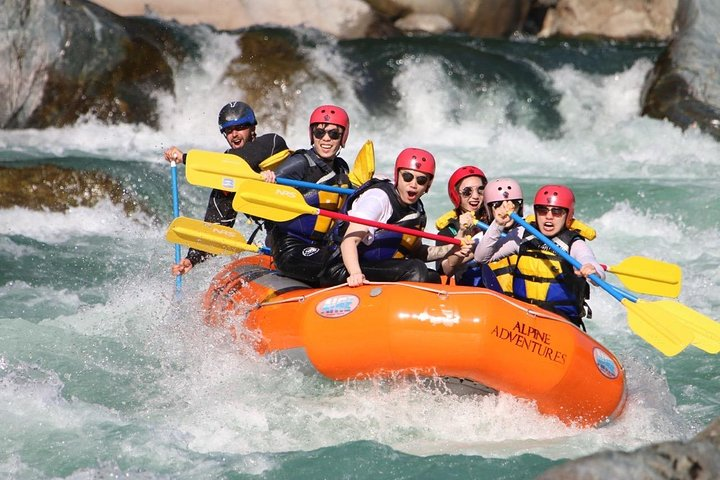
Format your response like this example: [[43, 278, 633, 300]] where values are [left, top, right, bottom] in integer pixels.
[[481, 218, 596, 306], [482, 255, 517, 294], [335, 179, 426, 262], [435, 209, 483, 287], [274, 149, 351, 243], [511, 225, 590, 324]]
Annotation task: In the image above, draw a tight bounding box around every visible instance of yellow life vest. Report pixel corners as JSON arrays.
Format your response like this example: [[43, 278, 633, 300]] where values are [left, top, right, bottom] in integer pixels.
[[482, 216, 595, 295], [435, 209, 458, 231]]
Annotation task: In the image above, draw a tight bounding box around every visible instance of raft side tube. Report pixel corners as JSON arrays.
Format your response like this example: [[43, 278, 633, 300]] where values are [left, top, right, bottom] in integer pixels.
[[298, 283, 626, 427]]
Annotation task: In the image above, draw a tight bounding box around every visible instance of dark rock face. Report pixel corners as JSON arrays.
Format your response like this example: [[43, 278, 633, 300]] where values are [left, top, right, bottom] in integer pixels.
[[223, 28, 347, 134], [641, 0, 720, 140], [1, 0, 197, 129], [0, 164, 152, 217], [536, 417, 720, 479]]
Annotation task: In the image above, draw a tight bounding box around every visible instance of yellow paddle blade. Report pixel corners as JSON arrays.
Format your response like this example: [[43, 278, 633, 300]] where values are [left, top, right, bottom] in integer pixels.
[[608, 256, 682, 298], [185, 149, 261, 191], [259, 149, 292, 170], [232, 180, 316, 222], [653, 301, 720, 354], [622, 298, 694, 357], [165, 217, 260, 255], [349, 140, 375, 187]]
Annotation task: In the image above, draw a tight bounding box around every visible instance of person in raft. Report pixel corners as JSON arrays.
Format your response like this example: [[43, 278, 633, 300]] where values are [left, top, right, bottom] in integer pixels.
[[320, 148, 470, 287], [259, 104, 353, 286], [435, 165, 489, 286], [469, 178, 526, 296], [474, 182, 605, 329], [163, 101, 288, 276]]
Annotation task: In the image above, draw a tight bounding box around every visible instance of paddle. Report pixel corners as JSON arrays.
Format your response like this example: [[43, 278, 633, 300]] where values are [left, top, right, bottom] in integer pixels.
[[186, 149, 355, 195], [602, 256, 681, 298], [170, 161, 182, 294], [166, 217, 271, 255], [231, 180, 466, 246], [509, 212, 720, 356], [186, 139, 375, 193], [348, 140, 375, 186]]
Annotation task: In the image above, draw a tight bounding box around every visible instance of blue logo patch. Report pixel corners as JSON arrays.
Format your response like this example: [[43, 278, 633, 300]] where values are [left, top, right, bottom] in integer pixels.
[[593, 348, 619, 379], [316, 295, 360, 318]]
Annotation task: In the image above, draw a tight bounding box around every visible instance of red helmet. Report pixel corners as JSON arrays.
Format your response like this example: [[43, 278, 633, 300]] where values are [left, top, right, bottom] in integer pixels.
[[394, 148, 436, 191], [483, 178, 523, 219], [534, 184, 575, 227], [447, 166, 487, 208], [309, 105, 350, 147]]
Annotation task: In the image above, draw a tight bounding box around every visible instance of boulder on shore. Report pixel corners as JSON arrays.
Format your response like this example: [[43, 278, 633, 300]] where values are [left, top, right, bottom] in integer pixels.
[[640, 0, 720, 140], [1, 0, 193, 129], [536, 416, 720, 479]]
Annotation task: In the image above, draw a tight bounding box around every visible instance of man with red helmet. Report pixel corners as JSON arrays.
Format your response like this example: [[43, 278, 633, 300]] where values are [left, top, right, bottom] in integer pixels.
[[475, 182, 604, 329], [259, 104, 353, 285], [435, 165, 489, 286], [319, 148, 464, 287]]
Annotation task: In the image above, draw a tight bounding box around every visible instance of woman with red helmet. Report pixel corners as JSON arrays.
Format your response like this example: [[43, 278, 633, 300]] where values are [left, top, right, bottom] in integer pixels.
[[435, 165, 489, 286], [318, 148, 464, 287], [475, 182, 604, 329], [259, 104, 354, 286]]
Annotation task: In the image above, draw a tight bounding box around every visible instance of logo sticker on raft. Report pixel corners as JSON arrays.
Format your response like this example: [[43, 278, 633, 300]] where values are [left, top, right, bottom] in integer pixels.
[[593, 347, 619, 379], [316, 295, 360, 318]]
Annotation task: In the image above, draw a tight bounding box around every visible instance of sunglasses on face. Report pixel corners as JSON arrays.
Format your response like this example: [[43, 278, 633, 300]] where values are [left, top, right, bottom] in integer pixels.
[[400, 171, 429, 186], [489, 199, 522, 210], [535, 205, 567, 217], [460, 186, 485, 198], [223, 124, 251, 135], [312, 127, 343, 141]]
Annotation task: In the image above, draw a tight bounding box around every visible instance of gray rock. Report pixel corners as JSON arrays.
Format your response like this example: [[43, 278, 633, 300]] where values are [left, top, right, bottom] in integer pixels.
[[641, 0, 720, 140], [1, 0, 194, 129], [536, 417, 720, 480]]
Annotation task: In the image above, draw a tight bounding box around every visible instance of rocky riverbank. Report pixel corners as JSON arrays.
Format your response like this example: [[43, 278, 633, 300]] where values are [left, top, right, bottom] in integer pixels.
[[2, 0, 718, 138]]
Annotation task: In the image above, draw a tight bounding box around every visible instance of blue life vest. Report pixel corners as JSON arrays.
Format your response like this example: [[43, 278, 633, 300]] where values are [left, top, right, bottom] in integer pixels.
[[274, 149, 350, 243]]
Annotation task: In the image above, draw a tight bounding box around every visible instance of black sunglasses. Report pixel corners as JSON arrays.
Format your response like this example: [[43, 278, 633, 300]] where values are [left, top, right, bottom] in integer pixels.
[[400, 171, 429, 186], [460, 186, 484, 198], [535, 205, 567, 217], [312, 127, 343, 141]]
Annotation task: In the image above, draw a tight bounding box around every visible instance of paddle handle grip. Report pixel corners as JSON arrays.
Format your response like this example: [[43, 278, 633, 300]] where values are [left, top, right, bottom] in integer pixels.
[[320, 209, 463, 245], [509, 213, 629, 303]]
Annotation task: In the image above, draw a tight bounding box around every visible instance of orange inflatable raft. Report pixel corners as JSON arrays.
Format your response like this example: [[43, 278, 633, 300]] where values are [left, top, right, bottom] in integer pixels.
[[202, 255, 626, 427]]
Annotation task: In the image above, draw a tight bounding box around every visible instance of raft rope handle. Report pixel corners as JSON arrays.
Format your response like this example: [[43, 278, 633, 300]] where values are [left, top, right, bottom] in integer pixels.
[[257, 282, 350, 308], [257, 281, 564, 322]]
